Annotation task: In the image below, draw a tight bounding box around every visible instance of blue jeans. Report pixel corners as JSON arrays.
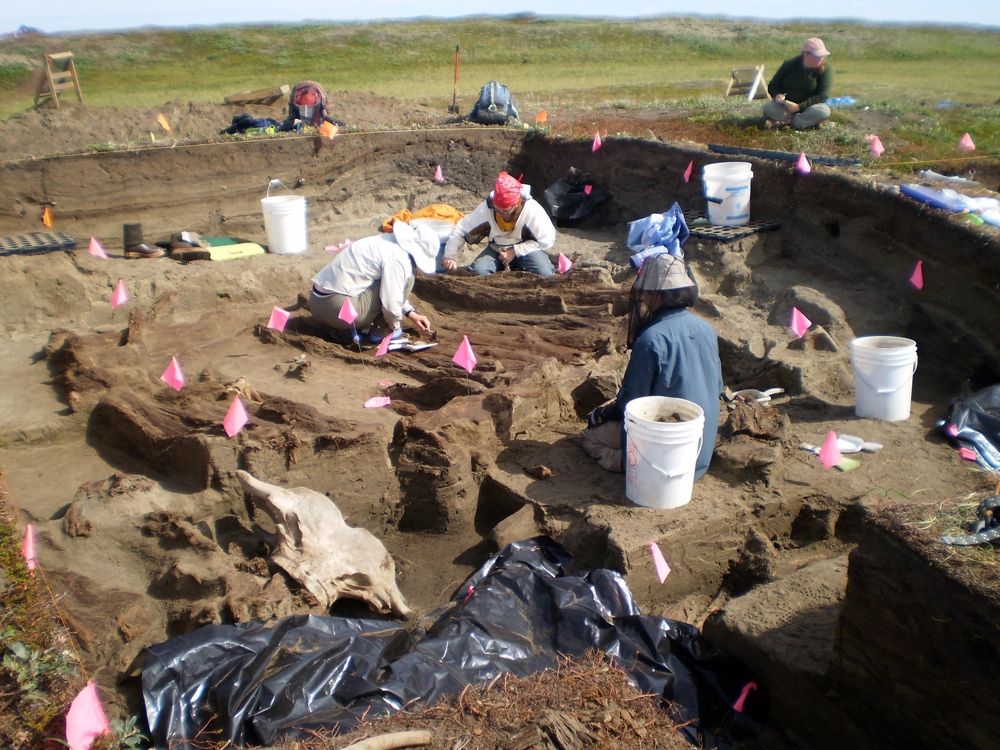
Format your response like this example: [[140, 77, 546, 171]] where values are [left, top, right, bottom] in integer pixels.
[[470, 247, 555, 276]]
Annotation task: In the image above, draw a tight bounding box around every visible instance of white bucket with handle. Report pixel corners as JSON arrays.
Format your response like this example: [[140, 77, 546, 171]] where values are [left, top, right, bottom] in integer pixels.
[[623, 396, 704, 509], [850, 336, 918, 422], [702, 161, 753, 226], [261, 179, 308, 255]]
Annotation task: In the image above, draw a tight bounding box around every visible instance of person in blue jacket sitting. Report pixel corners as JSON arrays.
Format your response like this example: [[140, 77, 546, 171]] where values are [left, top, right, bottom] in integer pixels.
[[581, 254, 724, 479]]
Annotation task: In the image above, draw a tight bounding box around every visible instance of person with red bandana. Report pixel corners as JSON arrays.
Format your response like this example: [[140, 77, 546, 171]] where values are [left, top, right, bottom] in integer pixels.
[[442, 171, 556, 276], [278, 81, 345, 132]]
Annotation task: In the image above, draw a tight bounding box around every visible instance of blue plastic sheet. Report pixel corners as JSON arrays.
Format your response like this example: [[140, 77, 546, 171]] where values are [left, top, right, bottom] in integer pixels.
[[626, 202, 690, 269]]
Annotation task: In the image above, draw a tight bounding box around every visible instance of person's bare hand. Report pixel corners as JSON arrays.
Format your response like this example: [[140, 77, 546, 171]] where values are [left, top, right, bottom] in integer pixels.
[[442, 258, 458, 271], [784, 100, 800, 113], [408, 312, 432, 332], [774, 93, 785, 104], [499, 246, 516, 266]]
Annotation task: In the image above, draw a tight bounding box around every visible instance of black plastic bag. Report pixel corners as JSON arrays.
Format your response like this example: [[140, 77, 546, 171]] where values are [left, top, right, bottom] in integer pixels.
[[542, 168, 610, 225], [141, 538, 765, 747]]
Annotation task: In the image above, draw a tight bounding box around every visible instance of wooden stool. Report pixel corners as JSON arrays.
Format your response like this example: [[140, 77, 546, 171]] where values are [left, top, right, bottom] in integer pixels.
[[34, 51, 84, 109]]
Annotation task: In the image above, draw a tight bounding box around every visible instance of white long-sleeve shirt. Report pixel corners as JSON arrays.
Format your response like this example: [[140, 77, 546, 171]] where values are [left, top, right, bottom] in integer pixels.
[[311, 234, 415, 329], [443, 185, 556, 260]]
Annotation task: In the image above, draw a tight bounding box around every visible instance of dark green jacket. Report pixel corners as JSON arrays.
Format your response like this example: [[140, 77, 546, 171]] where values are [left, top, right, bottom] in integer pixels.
[[767, 55, 832, 108]]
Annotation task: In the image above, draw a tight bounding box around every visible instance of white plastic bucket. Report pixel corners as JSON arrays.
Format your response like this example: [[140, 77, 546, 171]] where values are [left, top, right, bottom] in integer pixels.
[[850, 336, 918, 422], [261, 195, 308, 255], [702, 162, 753, 226], [623, 396, 704, 509]]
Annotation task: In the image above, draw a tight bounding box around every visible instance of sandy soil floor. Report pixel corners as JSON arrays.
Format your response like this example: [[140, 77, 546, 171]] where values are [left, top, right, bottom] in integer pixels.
[[0, 92, 997, 748]]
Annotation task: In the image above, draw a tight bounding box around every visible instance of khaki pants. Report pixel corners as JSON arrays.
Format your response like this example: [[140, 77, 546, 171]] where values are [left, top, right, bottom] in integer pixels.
[[580, 420, 624, 473], [762, 99, 831, 130], [309, 274, 415, 332]]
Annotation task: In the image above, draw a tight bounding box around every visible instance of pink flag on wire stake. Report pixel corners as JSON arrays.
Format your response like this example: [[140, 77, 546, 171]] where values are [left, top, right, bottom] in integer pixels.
[[583, 184, 593, 196], [866, 134, 885, 157], [818, 431, 842, 469], [648, 542, 671, 584], [433, 165, 445, 183], [795, 152, 811, 175], [683, 160, 694, 183], [338, 298, 358, 325], [557, 253, 573, 274], [375, 333, 392, 357], [733, 681, 758, 712], [65, 680, 110, 750], [267, 306, 291, 332], [364, 396, 392, 408], [21, 524, 37, 571], [452, 335, 477, 373], [87, 237, 108, 259], [110, 279, 130, 309], [377, 379, 395, 389], [958, 132, 976, 152], [592, 131, 602, 152], [909, 260, 924, 290], [789, 307, 812, 338], [223, 396, 249, 438], [159, 356, 186, 392]]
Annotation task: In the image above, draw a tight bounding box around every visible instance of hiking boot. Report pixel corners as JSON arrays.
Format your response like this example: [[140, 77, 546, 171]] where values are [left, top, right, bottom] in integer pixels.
[[123, 223, 164, 259]]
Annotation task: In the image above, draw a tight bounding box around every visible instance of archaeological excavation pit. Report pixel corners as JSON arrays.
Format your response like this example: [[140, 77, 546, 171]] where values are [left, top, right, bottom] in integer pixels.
[[1, 126, 999, 748]]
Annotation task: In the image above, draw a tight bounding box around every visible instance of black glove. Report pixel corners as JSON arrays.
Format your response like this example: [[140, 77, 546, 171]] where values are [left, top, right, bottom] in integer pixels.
[[587, 402, 616, 429]]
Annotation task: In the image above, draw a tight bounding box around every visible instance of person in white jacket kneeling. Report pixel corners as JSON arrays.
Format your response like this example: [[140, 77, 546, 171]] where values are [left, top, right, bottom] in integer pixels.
[[441, 171, 556, 276]]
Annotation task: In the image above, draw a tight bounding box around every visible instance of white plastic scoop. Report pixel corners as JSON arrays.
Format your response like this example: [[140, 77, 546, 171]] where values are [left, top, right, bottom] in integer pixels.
[[732, 387, 785, 404]]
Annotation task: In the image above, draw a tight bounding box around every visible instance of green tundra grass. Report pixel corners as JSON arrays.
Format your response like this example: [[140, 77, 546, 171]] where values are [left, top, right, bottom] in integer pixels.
[[0, 16, 997, 163]]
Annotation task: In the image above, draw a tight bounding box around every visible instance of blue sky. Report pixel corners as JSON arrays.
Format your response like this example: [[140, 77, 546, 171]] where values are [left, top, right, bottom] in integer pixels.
[[4, 1, 999, 34]]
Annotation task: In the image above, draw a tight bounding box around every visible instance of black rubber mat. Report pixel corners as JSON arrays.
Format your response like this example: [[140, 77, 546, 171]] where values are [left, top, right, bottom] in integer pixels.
[[0, 231, 77, 256], [683, 210, 780, 242]]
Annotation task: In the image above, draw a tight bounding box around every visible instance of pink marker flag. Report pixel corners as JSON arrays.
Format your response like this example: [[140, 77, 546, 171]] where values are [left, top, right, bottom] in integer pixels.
[[159, 356, 186, 392], [364, 396, 392, 408], [65, 680, 110, 750], [433, 165, 445, 183], [452, 335, 477, 373], [223, 396, 249, 438], [557, 253, 573, 274], [592, 131, 602, 152], [958, 132, 976, 152], [87, 236, 108, 259], [375, 333, 392, 357], [377, 379, 395, 388], [648, 542, 670, 584], [795, 152, 811, 175], [21, 523, 37, 571], [959, 447, 978, 462], [909, 260, 924, 290], [789, 307, 811, 338], [733, 681, 758, 712], [338, 298, 358, 325], [583, 184, 593, 196], [818, 430, 842, 469], [866, 134, 885, 157], [110, 279, 130, 309], [683, 160, 694, 183], [267, 306, 291, 332]]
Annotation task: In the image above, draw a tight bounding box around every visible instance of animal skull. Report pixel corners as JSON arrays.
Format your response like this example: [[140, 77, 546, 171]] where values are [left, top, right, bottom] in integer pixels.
[[236, 470, 412, 618]]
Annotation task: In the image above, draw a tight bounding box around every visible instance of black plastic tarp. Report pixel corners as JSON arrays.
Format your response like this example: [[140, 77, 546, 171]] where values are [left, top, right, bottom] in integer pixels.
[[542, 169, 610, 225], [141, 538, 765, 748], [940, 383, 1000, 470]]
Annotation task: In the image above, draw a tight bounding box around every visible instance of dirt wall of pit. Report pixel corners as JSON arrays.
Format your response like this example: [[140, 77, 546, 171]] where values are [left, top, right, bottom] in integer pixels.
[[3, 130, 997, 383]]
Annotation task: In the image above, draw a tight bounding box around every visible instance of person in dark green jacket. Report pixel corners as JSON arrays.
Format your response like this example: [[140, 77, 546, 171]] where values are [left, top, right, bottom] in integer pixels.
[[763, 37, 832, 130]]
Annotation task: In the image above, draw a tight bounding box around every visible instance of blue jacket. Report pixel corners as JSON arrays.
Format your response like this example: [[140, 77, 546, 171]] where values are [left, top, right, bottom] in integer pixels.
[[613, 307, 724, 479]]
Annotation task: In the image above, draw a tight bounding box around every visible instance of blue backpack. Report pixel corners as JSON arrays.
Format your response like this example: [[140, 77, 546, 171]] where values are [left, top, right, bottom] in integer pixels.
[[470, 81, 519, 125]]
